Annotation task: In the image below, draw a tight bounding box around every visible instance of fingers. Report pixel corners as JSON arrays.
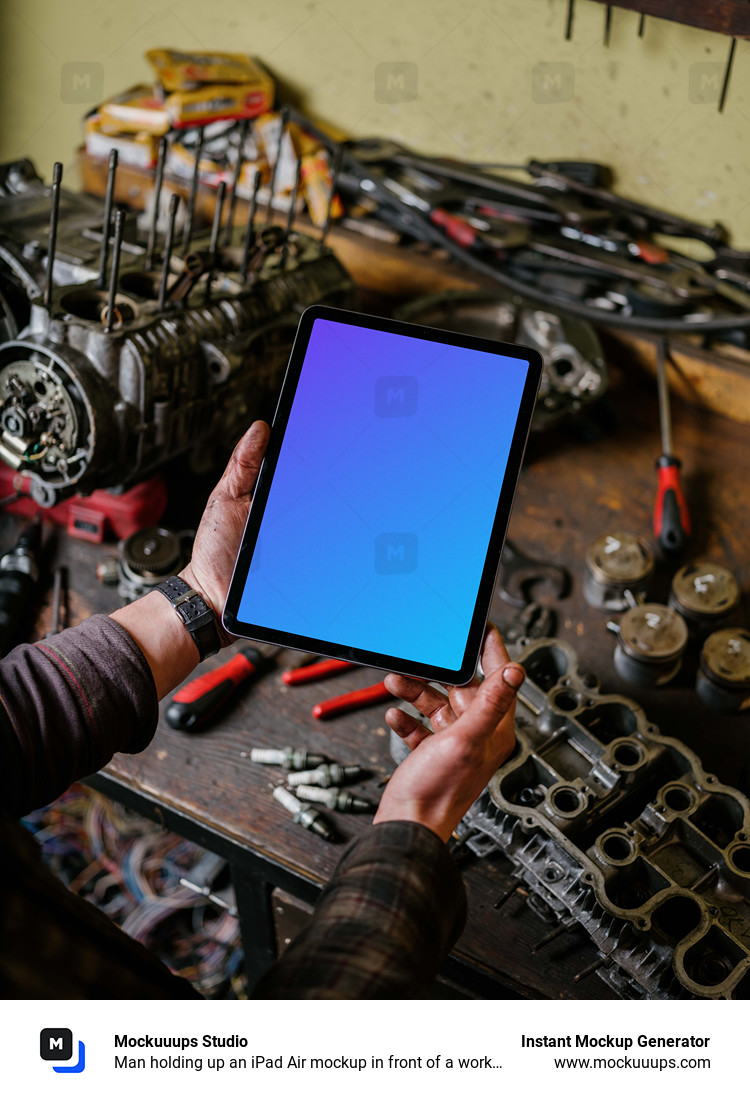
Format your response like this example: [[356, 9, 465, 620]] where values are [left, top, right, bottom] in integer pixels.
[[386, 706, 433, 752], [480, 623, 511, 677], [384, 673, 454, 729], [220, 421, 270, 501], [455, 662, 524, 744]]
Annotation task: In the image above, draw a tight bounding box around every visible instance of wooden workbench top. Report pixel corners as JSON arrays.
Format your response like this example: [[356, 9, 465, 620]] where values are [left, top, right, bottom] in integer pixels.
[[7, 351, 747, 999]]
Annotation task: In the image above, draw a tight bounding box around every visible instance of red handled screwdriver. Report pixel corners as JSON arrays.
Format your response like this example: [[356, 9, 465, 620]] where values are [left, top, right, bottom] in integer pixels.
[[312, 681, 391, 721], [653, 341, 690, 556], [282, 658, 354, 685], [166, 646, 280, 731]]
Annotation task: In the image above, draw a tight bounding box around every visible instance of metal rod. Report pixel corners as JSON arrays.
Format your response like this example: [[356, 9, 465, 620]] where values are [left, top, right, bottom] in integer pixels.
[[281, 159, 301, 267], [223, 120, 248, 245], [532, 922, 571, 954], [573, 955, 608, 983], [565, 0, 574, 40], [205, 181, 226, 302], [47, 565, 69, 636], [320, 145, 342, 248], [655, 338, 673, 457], [718, 37, 737, 114], [103, 208, 125, 333], [182, 126, 204, 253], [159, 193, 180, 311], [209, 180, 226, 257], [240, 169, 261, 281], [144, 136, 167, 272], [493, 882, 519, 910], [604, 5, 612, 46], [637, 13, 646, 36], [44, 161, 63, 309], [97, 149, 119, 288], [264, 107, 288, 227]]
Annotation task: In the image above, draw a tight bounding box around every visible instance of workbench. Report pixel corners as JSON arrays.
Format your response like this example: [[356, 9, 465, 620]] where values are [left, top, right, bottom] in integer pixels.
[[5, 342, 747, 999]]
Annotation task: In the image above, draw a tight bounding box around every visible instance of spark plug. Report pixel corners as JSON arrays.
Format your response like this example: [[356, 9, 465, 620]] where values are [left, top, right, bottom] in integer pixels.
[[287, 763, 364, 789], [293, 785, 374, 813], [272, 786, 337, 841], [249, 747, 328, 770]]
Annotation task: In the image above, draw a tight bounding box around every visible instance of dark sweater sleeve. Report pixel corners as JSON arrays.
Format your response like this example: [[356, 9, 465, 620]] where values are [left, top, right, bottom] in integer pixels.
[[0, 615, 158, 817], [253, 821, 467, 999]]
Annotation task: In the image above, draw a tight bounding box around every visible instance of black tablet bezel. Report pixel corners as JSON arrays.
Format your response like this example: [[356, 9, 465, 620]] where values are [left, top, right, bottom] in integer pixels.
[[223, 304, 543, 685]]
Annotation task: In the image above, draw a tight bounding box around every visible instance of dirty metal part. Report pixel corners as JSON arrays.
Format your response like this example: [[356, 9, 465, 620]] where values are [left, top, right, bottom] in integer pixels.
[[499, 538, 570, 609], [610, 602, 689, 688], [503, 601, 557, 645], [44, 163, 63, 309], [461, 635, 750, 999], [223, 119, 248, 247], [103, 208, 126, 333], [240, 170, 262, 282], [272, 785, 337, 841], [287, 763, 364, 789], [0, 160, 356, 507], [669, 561, 741, 637], [293, 785, 374, 813], [182, 125, 204, 253], [584, 531, 654, 612], [697, 629, 750, 712], [97, 149, 119, 290], [394, 290, 607, 432], [118, 525, 186, 603], [249, 746, 328, 769]]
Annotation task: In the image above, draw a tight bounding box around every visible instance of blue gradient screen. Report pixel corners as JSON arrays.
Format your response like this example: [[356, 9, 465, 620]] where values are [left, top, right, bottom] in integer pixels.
[[237, 317, 529, 672]]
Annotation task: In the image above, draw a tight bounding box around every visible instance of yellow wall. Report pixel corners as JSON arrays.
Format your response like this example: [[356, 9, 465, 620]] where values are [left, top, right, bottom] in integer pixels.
[[2, 0, 748, 242]]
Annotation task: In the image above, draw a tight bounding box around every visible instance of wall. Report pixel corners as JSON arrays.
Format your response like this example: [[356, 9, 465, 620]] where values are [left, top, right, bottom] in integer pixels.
[[1, 0, 748, 242]]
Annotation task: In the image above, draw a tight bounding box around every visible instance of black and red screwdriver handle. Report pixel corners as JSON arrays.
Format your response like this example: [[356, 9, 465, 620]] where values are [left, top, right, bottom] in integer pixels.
[[165, 647, 268, 731], [654, 455, 690, 556]]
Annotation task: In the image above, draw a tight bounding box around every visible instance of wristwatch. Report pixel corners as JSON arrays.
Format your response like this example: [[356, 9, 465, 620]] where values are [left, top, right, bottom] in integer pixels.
[[155, 576, 222, 661]]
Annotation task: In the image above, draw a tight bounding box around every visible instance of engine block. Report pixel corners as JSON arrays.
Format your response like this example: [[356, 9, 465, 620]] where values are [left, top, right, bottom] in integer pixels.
[[461, 637, 750, 999], [0, 160, 356, 505]]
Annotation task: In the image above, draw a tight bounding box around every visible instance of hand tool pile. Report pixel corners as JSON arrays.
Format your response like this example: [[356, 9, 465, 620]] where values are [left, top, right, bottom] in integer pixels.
[[289, 108, 750, 337]]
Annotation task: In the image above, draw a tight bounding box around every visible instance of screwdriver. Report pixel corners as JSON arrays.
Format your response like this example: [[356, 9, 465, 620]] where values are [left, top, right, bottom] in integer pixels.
[[653, 340, 690, 556], [312, 681, 391, 720], [281, 657, 354, 685], [166, 646, 280, 730]]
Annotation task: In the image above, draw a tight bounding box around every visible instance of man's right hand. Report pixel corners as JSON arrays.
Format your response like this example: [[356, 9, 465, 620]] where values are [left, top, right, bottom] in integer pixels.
[[373, 625, 523, 843]]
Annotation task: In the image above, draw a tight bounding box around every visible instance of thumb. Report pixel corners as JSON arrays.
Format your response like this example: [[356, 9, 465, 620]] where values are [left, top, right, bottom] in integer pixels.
[[220, 420, 270, 500], [457, 662, 524, 742]]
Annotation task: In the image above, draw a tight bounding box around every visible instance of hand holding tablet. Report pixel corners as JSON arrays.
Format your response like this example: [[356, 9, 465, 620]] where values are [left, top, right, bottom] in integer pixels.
[[223, 306, 542, 685]]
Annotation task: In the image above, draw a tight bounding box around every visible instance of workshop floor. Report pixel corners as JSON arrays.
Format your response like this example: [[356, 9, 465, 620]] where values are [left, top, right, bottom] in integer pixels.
[[22, 785, 247, 998]]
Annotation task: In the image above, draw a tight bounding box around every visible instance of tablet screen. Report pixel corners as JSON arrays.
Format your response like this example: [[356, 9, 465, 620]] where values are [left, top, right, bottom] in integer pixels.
[[226, 308, 539, 682]]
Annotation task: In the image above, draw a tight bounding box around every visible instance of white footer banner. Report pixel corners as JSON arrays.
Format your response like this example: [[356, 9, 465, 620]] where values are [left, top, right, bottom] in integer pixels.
[[8, 998, 741, 1100]]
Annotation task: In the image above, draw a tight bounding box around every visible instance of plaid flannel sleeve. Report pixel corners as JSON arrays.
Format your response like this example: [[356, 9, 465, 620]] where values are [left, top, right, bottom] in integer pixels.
[[0, 615, 158, 818], [253, 820, 467, 999]]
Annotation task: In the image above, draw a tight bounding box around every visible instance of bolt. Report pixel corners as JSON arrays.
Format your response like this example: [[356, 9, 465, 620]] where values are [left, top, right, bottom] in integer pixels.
[[249, 747, 327, 769], [294, 785, 374, 813], [272, 786, 337, 841], [287, 763, 364, 788]]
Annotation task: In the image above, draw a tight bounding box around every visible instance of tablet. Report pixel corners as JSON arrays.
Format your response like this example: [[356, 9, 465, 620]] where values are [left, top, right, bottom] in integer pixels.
[[223, 305, 542, 685]]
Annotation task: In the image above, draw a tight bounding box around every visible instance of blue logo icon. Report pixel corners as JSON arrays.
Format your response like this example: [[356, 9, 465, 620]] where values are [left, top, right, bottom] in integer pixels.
[[40, 1029, 86, 1073]]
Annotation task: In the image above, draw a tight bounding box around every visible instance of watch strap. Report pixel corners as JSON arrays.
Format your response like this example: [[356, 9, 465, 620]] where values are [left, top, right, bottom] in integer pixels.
[[155, 576, 221, 661]]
